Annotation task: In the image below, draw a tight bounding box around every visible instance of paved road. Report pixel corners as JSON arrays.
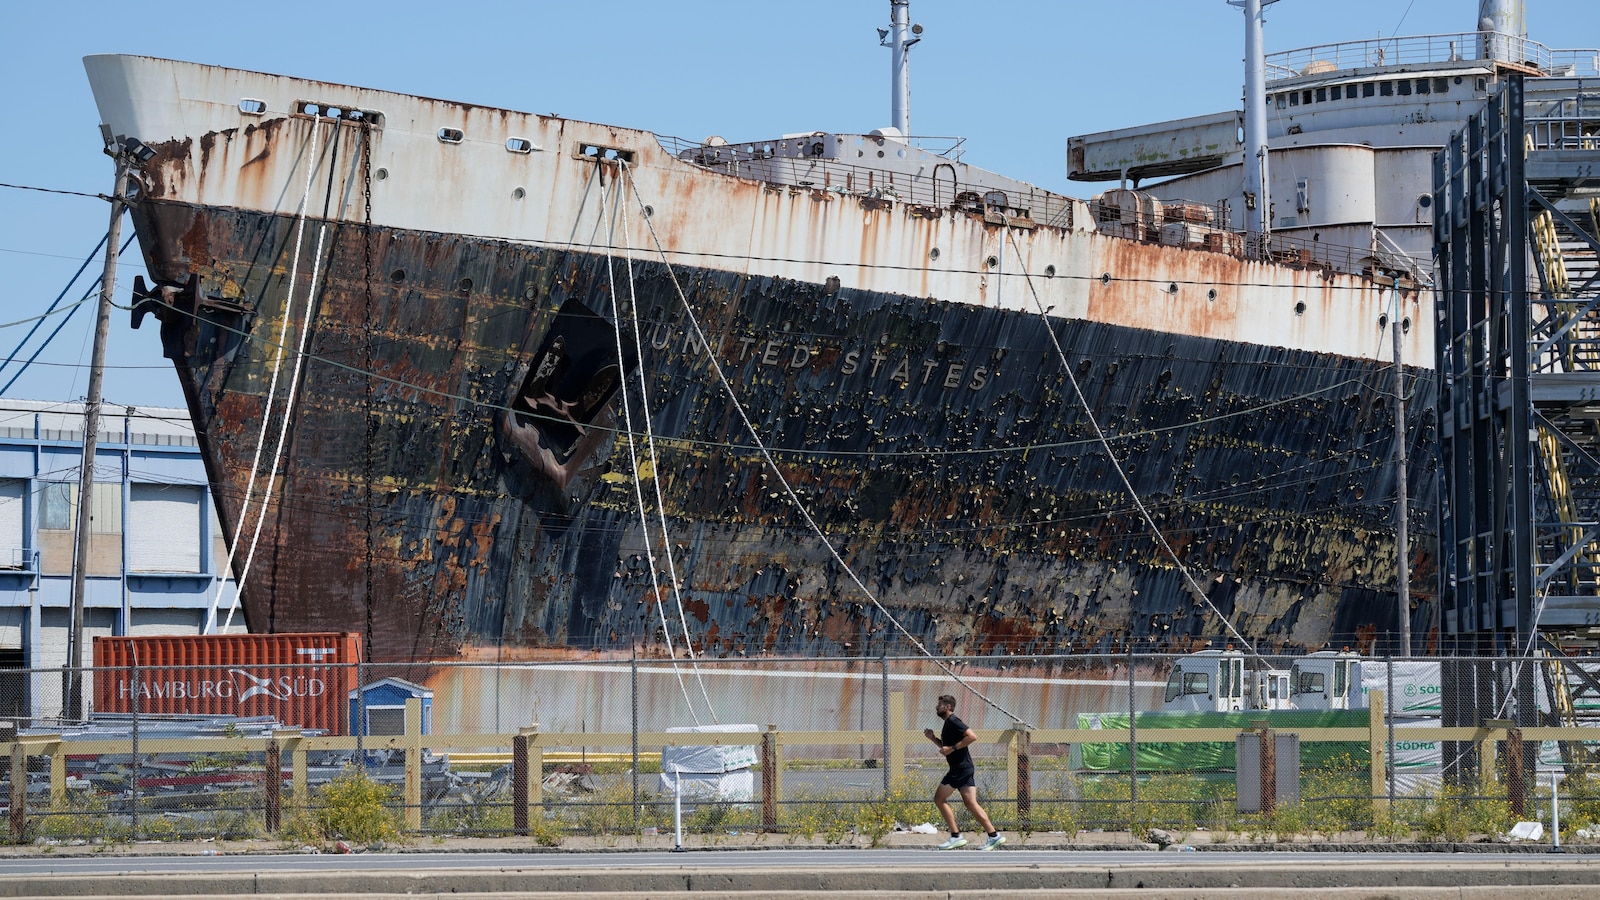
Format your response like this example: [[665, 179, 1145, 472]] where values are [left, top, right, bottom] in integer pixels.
[[3, 847, 1593, 874], [7, 848, 1600, 898]]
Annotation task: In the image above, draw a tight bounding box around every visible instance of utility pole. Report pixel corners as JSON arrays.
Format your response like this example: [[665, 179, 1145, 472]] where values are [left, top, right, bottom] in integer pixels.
[[1388, 275, 1411, 655], [66, 146, 132, 720]]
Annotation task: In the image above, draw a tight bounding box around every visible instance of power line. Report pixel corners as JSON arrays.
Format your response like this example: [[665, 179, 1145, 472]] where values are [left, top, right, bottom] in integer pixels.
[[0, 182, 105, 200]]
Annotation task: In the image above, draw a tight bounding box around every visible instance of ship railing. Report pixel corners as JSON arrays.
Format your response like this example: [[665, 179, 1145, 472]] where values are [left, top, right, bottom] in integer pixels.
[[1266, 31, 1600, 81], [656, 133, 969, 163], [658, 134, 1078, 229], [1094, 194, 1425, 277], [1525, 113, 1600, 152]]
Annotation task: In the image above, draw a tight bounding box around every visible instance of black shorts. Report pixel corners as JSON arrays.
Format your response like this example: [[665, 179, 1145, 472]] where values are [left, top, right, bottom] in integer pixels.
[[940, 766, 976, 790]]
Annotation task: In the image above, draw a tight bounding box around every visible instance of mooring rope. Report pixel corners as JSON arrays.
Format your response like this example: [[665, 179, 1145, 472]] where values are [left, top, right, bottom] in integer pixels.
[[229, 118, 342, 627], [619, 161, 1031, 728], [216, 115, 327, 632], [611, 174, 722, 724], [595, 167, 704, 724], [1001, 224, 1260, 658]]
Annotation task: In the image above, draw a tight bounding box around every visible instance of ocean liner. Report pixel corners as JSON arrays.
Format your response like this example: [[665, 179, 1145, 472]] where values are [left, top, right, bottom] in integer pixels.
[[81, 1, 1592, 663]]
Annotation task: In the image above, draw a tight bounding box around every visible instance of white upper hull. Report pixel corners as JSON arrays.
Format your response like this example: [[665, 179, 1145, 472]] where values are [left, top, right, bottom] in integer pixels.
[[85, 54, 1426, 367]]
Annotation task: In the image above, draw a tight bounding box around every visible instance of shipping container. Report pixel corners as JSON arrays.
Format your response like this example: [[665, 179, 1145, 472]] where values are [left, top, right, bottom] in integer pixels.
[[92, 633, 362, 734]]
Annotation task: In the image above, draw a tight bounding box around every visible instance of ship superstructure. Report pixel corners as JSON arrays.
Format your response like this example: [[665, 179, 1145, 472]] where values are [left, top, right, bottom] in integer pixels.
[[1070, 1, 1598, 277]]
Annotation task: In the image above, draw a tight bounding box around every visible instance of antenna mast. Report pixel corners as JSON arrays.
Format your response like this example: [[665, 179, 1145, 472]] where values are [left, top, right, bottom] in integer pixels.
[[880, 0, 923, 134], [1230, 0, 1277, 258]]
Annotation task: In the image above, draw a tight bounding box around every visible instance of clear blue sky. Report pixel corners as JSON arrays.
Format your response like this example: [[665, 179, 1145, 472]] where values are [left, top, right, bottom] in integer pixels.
[[1, 0, 1592, 410]]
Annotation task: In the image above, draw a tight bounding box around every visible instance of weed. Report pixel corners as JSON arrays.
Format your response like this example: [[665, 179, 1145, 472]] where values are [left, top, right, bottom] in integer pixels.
[[1411, 784, 1513, 843], [33, 794, 125, 844], [1299, 753, 1373, 836], [850, 778, 925, 846], [428, 800, 516, 837], [1022, 769, 1080, 835], [1561, 771, 1600, 835], [529, 812, 563, 847], [1076, 773, 1227, 840], [282, 767, 404, 847]]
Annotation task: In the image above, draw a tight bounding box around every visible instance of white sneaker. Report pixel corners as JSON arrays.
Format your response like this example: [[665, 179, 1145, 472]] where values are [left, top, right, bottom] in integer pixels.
[[980, 834, 1006, 850], [935, 836, 967, 850]]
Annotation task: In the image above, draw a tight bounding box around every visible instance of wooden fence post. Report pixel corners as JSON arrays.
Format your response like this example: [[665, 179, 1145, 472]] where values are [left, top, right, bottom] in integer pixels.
[[1506, 727, 1526, 818], [1258, 726, 1277, 816], [1368, 689, 1387, 810], [1004, 727, 1019, 804], [8, 742, 24, 842], [291, 734, 308, 803], [403, 698, 422, 830], [512, 723, 542, 835], [48, 740, 64, 809], [761, 725, 778, 831], [264, 737, 282, 833], [1015, 724, 1032, 832], [1478, 727, 1500, 795], [887, 692, 905, 782], [512, 729, 530, 836]]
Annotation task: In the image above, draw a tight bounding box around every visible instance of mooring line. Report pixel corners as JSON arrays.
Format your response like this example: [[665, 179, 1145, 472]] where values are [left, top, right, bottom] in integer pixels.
[[621, 161, 1031, 728]]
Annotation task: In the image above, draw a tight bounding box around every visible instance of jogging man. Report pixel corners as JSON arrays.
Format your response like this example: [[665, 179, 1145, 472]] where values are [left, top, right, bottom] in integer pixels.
[[923, 693, 1004, 850]]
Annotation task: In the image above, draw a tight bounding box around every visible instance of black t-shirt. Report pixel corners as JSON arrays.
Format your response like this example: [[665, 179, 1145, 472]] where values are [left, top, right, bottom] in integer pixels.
[[940, 713, 974, 771]]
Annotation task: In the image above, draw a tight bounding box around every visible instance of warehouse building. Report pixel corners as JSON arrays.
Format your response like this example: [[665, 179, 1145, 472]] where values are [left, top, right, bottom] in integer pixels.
[[0, 399, 239, 719]]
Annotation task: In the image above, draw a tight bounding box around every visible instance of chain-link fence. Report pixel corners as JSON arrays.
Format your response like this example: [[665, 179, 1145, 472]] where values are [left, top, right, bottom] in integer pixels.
[[3, 652, 1600, 845]]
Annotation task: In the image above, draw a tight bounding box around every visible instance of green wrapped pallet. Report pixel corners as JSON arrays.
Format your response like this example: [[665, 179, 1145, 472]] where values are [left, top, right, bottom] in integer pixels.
[[1076, 709, 1369, 772]]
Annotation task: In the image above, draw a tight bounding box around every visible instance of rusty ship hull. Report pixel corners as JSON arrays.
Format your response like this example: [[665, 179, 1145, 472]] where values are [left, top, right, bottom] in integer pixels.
[[87, 55, 1434, 662]]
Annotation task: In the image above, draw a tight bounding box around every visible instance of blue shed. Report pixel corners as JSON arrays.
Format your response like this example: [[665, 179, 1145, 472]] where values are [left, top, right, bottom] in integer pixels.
[[348, 677, 433, 736]]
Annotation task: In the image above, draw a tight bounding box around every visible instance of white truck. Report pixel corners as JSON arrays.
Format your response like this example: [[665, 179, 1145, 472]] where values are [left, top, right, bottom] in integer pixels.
[[1160, 649, 1441, 714], [1160, 649, 1293, 713]]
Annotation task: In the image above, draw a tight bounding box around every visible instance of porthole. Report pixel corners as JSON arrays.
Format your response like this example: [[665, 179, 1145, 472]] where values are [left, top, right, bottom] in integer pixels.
[[239, 99, 267, 115], [389, 269, 406, 284], [929, 247, 941, 261], [1401, 316, 1412, 333], [1378, 313, 1389, 329], [1100, 272, 1112, 285], [986, 255, 999, 269], [512, 187, 526, 200], [1207, 288, 1217, 300], [1044, 264, 1056, 277], [642, 205, 654, 217], [375, 167, 389, 181], [438, 127, 464, 144], [506, 137, 539, 153], [458, 277, 473, 293], [1294, 301, 1307, 315], [1167, 282, 1179, 294]]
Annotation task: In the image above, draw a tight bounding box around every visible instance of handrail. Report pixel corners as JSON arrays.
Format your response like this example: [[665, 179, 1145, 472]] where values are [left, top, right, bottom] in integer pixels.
[[1266, 31, 1600, 81], [656, 134, 1081, 229]]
